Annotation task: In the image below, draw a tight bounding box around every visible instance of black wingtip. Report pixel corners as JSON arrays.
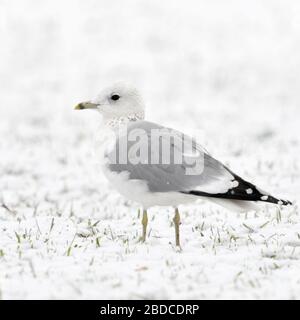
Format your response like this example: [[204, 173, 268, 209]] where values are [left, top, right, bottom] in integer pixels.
[[258, 194, 292, 206], [274, 198, 292, 206]]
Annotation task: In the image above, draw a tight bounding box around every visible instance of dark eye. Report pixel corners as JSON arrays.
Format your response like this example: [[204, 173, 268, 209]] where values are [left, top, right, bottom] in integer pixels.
[[111, 94, 120, 101]]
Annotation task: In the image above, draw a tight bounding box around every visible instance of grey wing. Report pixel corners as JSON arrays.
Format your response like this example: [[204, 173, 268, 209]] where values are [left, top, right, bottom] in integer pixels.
[[105, 121, 292, 206], [105, 121, 236, 195]]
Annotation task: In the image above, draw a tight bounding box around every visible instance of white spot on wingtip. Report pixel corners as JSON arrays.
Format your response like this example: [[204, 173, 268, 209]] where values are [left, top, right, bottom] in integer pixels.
[[246, 188, 253, 194], [232, 180, 239, 188], [261, 195, 269, 201]]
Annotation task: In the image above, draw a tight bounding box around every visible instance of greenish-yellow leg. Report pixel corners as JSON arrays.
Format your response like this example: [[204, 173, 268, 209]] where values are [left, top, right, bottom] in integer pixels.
[[173, 208, 181, 247], [141, 209, 148, 242]]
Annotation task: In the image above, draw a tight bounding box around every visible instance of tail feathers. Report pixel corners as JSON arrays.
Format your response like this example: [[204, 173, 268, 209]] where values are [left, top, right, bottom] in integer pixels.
[[210, 198, 260, 213]]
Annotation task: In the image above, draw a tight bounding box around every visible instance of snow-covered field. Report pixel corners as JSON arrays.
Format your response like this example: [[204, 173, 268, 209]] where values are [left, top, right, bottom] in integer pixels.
[[0, 0, 300, 299]]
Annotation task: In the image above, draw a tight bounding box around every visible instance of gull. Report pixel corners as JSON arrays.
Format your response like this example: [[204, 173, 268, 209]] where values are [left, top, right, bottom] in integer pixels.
[[75, 83, 292, 248]]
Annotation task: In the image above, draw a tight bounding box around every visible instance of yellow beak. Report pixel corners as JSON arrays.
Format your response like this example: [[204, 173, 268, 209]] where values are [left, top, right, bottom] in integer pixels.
[[74, 101, 98, 110]]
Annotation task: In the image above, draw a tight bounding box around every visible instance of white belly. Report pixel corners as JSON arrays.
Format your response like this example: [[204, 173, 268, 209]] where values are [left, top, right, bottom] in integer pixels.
[[102, 164, 197, 208]]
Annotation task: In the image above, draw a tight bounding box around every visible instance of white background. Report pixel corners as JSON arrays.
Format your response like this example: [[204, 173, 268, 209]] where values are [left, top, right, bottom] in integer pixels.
[[0, 0, 299, 299]]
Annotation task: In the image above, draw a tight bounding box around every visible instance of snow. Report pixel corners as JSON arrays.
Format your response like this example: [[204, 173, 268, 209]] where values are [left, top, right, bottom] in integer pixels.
[[0, 0, 300, 299]]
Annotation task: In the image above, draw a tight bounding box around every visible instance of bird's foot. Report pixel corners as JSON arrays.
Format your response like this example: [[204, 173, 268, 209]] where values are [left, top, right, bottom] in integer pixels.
[[138, 235, 147, 243]]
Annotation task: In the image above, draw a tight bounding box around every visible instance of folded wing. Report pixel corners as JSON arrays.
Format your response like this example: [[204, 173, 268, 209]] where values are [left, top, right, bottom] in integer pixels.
[[105, 121, 291, 206]]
